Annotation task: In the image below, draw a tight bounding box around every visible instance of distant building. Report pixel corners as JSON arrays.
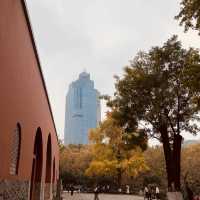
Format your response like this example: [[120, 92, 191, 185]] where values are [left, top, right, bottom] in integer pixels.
[[0, 0, 59, 199], [64, 72, 101, 145]]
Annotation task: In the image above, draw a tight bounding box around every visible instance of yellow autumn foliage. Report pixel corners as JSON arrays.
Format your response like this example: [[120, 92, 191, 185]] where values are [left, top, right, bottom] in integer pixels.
[[86, 115, 148, 183]]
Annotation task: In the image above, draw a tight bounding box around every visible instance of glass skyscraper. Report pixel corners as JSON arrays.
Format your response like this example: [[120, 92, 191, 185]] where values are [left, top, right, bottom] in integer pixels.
[[64, 72, 101, 145]]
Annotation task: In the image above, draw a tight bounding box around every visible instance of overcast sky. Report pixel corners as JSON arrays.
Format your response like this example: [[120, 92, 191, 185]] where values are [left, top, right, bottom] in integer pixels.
[[26, 0, 200, 141]]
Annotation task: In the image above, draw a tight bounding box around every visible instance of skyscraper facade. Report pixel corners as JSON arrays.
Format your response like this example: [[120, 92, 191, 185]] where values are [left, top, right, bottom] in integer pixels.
[[64, 72, 101, 145]]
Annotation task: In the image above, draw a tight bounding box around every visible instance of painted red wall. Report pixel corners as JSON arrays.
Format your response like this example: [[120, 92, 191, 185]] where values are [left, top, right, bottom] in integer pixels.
[[0, 0, 59, 183]]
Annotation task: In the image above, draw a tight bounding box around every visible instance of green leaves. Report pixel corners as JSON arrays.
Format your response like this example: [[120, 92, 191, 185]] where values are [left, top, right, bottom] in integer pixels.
[[106, 35, 200, 141], [176, 0, 200, 34]]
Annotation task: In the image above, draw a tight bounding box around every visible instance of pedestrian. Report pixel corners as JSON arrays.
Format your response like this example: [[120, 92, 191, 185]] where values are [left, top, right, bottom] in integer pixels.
[[102, 185, 105, 193], [148, 187, 152, 200], [94, 186, 100, 200], [106, 185, 110, 193], [70, 185, 74, 196], [126, 185, 130, 194], [155, 186, 160, 200], [144, 186, 149, 200], [186, 182, 193, 200]]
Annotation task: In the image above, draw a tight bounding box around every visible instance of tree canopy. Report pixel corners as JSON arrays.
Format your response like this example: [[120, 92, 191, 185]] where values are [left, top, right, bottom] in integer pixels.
[[59, 144, 93, 185], [85, 115, 148, 187], [59, 141, 200, 195], [105, 35, 200, 190], [176, 0, 200, 34], [182, 144, 200, 194]]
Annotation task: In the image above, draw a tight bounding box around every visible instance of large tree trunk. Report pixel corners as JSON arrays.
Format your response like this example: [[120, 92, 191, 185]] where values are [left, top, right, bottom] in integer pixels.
[[160, 125, 182, 191], [160, 125, 174, 190], [172, 134, 182, 191]]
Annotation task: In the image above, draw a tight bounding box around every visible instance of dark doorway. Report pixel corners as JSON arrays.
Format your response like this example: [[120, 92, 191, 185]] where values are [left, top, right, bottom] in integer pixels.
[[52, 157, 56, 197], [53, 158, 55, 183], [30, 128, 43, 200], [45, 134, 52, 199]]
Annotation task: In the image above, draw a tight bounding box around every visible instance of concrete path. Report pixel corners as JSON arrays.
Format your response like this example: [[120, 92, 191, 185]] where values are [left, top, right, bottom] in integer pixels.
[[62, 192, 144, 200]]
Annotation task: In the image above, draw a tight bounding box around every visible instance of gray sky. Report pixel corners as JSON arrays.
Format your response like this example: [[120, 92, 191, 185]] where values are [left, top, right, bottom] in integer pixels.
[[26, 0, 200, 141]]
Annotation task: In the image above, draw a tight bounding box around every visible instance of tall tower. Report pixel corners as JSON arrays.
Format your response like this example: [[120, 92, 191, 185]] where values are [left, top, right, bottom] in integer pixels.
[[64, 72, 101, 145]]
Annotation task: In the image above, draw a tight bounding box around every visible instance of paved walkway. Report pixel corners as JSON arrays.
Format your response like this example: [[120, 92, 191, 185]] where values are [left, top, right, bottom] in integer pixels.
[[62, 192, 144, 200]]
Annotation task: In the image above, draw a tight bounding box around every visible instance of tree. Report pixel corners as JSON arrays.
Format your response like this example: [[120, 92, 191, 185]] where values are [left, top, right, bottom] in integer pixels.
[[59, 144, 93, 186], [182, 144, 200, 194], [105, 35, 200, 191], [131, 144, 200, 195], [144, 146, 166, 186], [85, 115, 148, 187], [175, 0, 200, 34], [58, 139, 65, 153]]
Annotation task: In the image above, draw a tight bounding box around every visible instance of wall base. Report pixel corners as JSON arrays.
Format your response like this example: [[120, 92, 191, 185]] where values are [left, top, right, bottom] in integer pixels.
[[0, 179, 29, 200]]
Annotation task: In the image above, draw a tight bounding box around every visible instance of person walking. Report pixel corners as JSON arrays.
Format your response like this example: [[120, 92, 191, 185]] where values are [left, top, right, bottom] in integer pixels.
[[148, 187, 152, 200], [155, 186, 160, 200], [144, 186, 149, 200], [94, 186, 100, 200], [70, 185, 74, 196], [126, 185, 130, 194], [186, 182, 194, 200]]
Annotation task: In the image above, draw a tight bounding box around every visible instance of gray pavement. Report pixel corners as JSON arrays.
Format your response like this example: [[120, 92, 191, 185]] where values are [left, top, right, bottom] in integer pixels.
[[62, 192, 144, 200]]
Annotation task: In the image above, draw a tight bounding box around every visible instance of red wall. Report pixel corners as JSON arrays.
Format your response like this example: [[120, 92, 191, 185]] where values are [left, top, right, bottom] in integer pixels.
[[0, 0, 59, 182]]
